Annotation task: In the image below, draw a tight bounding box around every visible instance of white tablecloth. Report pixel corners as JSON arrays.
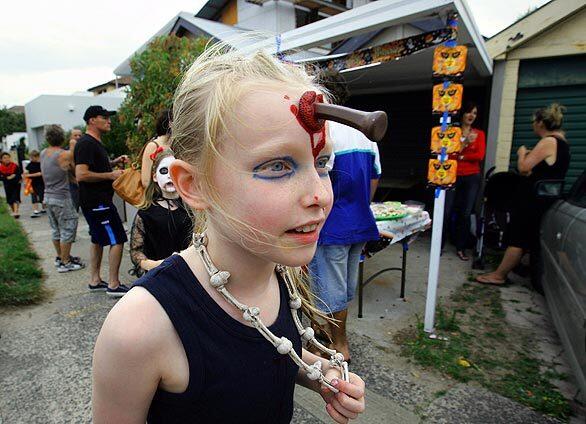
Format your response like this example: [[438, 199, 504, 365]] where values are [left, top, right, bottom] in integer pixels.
[[374, 207, 431, 245]]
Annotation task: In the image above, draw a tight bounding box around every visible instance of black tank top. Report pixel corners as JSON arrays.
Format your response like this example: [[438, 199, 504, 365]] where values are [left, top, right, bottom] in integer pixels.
[[133, 254, 302, 424], [529, 135, 571, 183]]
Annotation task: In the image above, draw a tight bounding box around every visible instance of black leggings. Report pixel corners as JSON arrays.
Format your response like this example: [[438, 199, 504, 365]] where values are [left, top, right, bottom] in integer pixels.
[[445, 173, 481, 251]]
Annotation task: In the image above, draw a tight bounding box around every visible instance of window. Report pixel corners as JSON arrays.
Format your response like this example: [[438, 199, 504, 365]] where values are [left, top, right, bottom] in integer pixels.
[[295, 7, 326, 28], [568, 171, 586, 208]]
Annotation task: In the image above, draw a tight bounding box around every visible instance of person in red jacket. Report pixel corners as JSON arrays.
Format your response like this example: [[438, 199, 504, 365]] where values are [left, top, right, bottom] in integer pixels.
[[450, 102, 486, 261]]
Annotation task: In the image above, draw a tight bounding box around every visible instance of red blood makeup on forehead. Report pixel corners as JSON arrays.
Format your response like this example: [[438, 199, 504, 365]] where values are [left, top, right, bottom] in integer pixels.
[[290, 91, 326, 159]]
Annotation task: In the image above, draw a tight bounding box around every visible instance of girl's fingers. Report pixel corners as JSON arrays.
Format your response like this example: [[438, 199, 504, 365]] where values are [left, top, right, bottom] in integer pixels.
[[326, 403, 349, 424], [330, 397, 358, 419], [331, 376, 365, 400], [335, 391, 365, 414]]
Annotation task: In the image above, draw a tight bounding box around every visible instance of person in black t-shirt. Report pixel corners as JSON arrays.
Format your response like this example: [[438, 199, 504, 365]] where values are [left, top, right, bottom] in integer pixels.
[[74, 105, 129, 298], [24, 150, 45, 217]]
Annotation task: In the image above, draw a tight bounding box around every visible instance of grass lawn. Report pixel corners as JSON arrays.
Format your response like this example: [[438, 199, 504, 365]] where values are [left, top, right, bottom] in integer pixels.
[[0, 200, 45, 305], [395, 282, 571, 421]]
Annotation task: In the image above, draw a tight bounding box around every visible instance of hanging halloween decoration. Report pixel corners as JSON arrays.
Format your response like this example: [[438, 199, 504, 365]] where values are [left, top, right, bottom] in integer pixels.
[[432, 45, 468, 77], [432, 82, 463, 113], [430, 126, 462, 154], [321, 27, 455, 73], [428, 15, 466, 189], [428, 159, 457, 187], [424, 15, 470, 334]]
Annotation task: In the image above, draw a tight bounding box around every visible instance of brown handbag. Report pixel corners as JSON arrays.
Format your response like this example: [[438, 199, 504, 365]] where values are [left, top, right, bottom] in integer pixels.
[[112, 140, 158, 206]]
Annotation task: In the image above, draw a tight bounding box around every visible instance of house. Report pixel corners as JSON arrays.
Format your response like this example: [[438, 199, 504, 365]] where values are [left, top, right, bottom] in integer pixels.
[[115, 0, 491, 201], [24, 92, 125, 150], [87, 77, 132, 96], [485, 0, 586, 190], [1, 132, 27, 152], [114, 0, 353, 78]]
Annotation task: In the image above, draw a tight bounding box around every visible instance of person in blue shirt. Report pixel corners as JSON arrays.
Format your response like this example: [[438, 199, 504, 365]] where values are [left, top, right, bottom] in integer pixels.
[[309, 81, 381, 362]]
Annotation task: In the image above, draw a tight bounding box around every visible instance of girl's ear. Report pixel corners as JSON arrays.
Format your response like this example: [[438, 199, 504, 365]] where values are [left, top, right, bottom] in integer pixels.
[[170, 159, 209, 210]]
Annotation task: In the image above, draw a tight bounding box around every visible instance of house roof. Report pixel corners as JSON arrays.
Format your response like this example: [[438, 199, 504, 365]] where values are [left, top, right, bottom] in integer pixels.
[[238, 0, 492, 77], [113, 12, 253, 76], [195, 0, 232, 20], [486, 0, 586, 59]]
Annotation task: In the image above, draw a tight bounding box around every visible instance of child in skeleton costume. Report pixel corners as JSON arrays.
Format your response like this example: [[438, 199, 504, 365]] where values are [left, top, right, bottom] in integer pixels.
[[130, 149, 192, 276], [93, 45, 385, 424]]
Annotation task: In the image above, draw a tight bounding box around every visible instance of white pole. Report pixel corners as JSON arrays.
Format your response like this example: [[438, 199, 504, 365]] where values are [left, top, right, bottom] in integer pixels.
[[424, 189, 445, 333]]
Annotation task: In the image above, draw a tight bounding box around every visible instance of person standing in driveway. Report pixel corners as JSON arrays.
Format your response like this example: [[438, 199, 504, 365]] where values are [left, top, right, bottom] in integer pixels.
[[40, 125, 84, 273], [74, 106, 129, 298]]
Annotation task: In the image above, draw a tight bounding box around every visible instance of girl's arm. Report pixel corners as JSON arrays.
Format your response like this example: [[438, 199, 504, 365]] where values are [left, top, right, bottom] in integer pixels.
[[129, 215, 162, 271], [93, 289, 165, 423], [298, 348, 366, 423], [141, 141, 158, 189], [296, 348, 331, 392]]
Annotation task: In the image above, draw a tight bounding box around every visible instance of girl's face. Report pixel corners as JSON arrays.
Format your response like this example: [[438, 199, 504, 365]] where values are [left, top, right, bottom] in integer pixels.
[[1, 155, 11, 166], [154, 156, 176, 195], [208, 85, 334, 267], [463, 107, 477, 126]]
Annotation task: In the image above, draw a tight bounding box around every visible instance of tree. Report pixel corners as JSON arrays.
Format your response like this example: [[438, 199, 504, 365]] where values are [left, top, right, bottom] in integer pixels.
[[116, 35, 209, 156], [0, 108, 26, 139]]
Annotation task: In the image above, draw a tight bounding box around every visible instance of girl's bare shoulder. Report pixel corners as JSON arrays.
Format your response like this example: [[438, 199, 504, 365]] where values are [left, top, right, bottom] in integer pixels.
[[98, 286, 175, 356]]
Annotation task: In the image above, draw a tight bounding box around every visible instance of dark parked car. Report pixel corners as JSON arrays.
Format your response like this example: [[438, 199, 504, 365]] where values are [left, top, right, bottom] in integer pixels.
[[539, 171, 586, 402]]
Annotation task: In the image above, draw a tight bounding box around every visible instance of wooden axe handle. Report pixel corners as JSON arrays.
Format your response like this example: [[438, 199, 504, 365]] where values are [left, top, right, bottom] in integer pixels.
[[314, 103, 388, 142]]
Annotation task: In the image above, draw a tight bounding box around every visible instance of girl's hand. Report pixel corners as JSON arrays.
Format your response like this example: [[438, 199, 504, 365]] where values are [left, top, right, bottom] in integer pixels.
[[320, 372, 365, 423], [517, 145, 527, 157], [467, 131, 478, 143]]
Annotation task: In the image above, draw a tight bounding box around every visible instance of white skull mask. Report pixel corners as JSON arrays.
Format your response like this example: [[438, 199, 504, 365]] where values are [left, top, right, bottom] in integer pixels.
[[155, 156, 176, 197]]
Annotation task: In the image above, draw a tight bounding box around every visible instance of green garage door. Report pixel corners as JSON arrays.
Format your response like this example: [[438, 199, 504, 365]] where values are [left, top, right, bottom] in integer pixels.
[[510, 56, 586, 191]]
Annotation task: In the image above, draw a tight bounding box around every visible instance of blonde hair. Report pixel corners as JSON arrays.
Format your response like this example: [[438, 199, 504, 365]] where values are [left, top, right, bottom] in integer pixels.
[[171, 43, 332, 325], [138, 148, 175, 210], [534, 103, 566, 131]]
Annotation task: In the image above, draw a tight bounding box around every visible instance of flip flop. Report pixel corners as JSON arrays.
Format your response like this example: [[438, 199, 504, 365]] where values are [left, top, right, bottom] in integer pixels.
[[475, 275, 510, 286]]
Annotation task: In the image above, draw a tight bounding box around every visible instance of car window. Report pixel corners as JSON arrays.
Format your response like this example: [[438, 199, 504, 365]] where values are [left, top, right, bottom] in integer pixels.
[[568, 172, 586, 208]]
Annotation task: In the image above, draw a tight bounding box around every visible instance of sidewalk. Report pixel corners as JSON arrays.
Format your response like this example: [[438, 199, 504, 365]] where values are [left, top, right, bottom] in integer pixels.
[[0, 200, 581, 423]]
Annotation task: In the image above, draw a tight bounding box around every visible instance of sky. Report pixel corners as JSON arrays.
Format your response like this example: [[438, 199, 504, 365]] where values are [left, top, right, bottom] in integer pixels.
[[0, 0, 550, 107]]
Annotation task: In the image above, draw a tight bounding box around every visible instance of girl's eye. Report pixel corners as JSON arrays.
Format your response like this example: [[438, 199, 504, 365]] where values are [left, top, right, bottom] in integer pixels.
[[159, 167, 169, 175], [315, 155, 332, 175], [253, 159, 295, 179]]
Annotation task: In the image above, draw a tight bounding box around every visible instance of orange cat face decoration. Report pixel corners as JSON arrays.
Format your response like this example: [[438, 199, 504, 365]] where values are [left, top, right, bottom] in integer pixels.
[[428, 159, 457, 186], [431, 126, 462, 154], [433, 46, 467, 76], [432, 83, 463, 113]]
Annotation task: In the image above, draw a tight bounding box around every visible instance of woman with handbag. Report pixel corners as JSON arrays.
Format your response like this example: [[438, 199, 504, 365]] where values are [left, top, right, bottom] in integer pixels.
[[112, 109, 172, 206]]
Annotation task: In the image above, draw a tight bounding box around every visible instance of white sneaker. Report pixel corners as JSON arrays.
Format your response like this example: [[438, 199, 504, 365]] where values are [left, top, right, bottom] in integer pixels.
[[57, 261, 85, 273]]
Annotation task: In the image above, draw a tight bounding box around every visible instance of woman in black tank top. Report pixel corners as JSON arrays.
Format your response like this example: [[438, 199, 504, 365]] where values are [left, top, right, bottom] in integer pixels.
[[92, 47, 366, 424], [477, 103, 571, 286]]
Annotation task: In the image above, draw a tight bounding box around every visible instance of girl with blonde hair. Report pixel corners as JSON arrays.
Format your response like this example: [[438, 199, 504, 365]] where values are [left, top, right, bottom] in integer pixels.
[[93, 44, 366, 423]]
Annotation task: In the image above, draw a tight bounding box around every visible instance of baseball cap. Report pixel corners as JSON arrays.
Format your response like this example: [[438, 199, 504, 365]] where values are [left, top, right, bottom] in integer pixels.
[[83, 105, 117, 122]]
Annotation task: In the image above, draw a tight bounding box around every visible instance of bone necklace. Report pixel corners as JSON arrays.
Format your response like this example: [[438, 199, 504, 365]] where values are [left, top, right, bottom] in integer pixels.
[[192, 233, 349, 392]]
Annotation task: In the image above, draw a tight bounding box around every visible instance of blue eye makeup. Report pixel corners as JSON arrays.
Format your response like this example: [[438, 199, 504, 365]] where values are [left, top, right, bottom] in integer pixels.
[[253, 156, 297, 180]]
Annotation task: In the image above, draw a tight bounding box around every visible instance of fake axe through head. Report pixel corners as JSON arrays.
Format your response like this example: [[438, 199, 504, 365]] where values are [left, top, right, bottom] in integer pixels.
[[297, 90, 388, 142]]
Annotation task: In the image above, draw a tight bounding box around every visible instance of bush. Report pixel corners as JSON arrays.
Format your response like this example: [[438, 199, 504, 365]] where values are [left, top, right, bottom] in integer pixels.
[[116, 35, 209, 157]]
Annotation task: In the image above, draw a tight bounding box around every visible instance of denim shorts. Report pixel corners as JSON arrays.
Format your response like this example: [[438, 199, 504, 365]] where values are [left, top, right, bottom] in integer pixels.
[[46, 197, 78, 243], [308, 243, 365, 314]]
